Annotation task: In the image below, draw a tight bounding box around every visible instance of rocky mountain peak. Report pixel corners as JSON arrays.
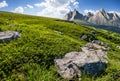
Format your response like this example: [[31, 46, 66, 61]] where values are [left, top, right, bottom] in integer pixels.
[[73, 9, 79, 13], [63, 10, 73, 20], [96, 8, 110, 19], [68, 10, 73, 14], [73, 9, 77, 11], [112, 12, 120, 20], [72, 9, 80, 15], [63, 8, 120, 27], [64, 9, 84, 21], [99, 8, 106, 13], [86, 12, 94, 17]]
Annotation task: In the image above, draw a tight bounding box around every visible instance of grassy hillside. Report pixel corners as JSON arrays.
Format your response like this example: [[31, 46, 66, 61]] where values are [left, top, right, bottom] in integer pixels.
[[0, 11, 120, 81]]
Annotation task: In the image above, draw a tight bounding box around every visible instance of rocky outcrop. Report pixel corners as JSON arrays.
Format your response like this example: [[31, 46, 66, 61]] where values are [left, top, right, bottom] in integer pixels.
[[54, 43, 108, 80], [0, 31, 21, 42], [63, 10, 73, 21]]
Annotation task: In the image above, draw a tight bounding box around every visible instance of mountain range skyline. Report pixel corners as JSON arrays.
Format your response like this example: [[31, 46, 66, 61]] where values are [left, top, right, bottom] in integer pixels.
[[66, 8, 120, 17], [64, 8, 120, 27]]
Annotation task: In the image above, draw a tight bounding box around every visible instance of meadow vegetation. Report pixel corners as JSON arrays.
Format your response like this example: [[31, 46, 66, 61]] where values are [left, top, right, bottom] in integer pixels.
[[0, 11, 120, 81]]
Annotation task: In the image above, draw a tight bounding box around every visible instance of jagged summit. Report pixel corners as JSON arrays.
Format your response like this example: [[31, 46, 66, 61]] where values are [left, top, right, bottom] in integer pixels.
[[63, 8, 120, 27], [73, 9, 78, 12], [88, 9, 120, 27], [86, 12, 93, 17], [112, 12, 120, 20], [63, 9, 84, 21], [99, 8, 106, 13], [63, 10, 73, 20], [88, 9, 109, 25]]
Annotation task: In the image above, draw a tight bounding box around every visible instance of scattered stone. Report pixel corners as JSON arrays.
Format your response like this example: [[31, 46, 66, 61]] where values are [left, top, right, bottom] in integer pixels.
[[0, 31, 21, 42], [81, 34, 87, 40], [54, 43, 108, 80], [8, 23, 17, 27], [116, 46, 120, 49], [81, 31, 97, 42], [54, 30, 63, 34], [92, 40, 102, 45]]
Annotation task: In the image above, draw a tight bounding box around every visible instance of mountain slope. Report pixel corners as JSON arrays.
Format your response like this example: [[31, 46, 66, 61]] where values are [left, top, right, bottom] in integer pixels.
[[88, 9, 120, 27], [0, 11, 120, 81], [88, 9, 109, 25]]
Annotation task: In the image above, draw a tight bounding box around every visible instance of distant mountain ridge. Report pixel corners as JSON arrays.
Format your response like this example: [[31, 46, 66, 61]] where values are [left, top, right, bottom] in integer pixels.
[[63, 9, 120, 27]]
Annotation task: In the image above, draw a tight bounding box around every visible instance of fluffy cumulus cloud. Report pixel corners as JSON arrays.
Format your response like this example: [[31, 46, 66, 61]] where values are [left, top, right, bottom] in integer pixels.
[[84, 9, 97, 14], [0, 0, 8, 8], [14, 6, 24, 13], [71, 0, 79, 8], [27, 4, 34, 9], [109, 11, 120, 17], [34, 0, 79, 18]]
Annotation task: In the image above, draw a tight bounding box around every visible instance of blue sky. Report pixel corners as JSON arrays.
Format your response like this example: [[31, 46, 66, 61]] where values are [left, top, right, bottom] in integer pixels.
[[78, 0, 120, 13], [0, 0, 120, 18]]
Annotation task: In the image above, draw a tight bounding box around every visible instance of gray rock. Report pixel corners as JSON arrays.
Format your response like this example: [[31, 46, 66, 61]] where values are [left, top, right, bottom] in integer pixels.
[[116, 46, 120, 49], [92, 40, 102, 45], [81, 35, 88, 41], [0, 31, 21, 42], [54, 43, 108, 80], [54, 30, 62, 34], [81, 31, 97, 42]]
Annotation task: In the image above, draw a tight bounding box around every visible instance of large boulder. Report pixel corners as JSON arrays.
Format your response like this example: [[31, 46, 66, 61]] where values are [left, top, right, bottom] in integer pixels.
[[54, 43, 108, 80], [0, 31, 21, 42]]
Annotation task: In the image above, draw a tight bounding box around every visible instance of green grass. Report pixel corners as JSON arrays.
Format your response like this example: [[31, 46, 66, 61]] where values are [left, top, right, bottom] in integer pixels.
[[0, 11, 120, 81]]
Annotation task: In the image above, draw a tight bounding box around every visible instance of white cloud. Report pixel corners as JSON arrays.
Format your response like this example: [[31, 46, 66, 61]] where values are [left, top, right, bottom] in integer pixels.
[[84, 9, 97, 14], [71, 0, 79, 8], [109, 11, 120, 17], [35, 0, 70, 8], [37, 7, 69, 18], [14, 6, 24, 13], [24, 7, 27, 9], [34, 0, 79, 18], [0, 1, 8, 8], [73, 1, 79, 7], [34, 1, 46, 7], [27, 4, 34, 9]]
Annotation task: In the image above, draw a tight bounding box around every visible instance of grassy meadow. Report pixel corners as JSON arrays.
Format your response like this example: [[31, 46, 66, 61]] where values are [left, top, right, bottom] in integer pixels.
[[0, 11, 120, 81]]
